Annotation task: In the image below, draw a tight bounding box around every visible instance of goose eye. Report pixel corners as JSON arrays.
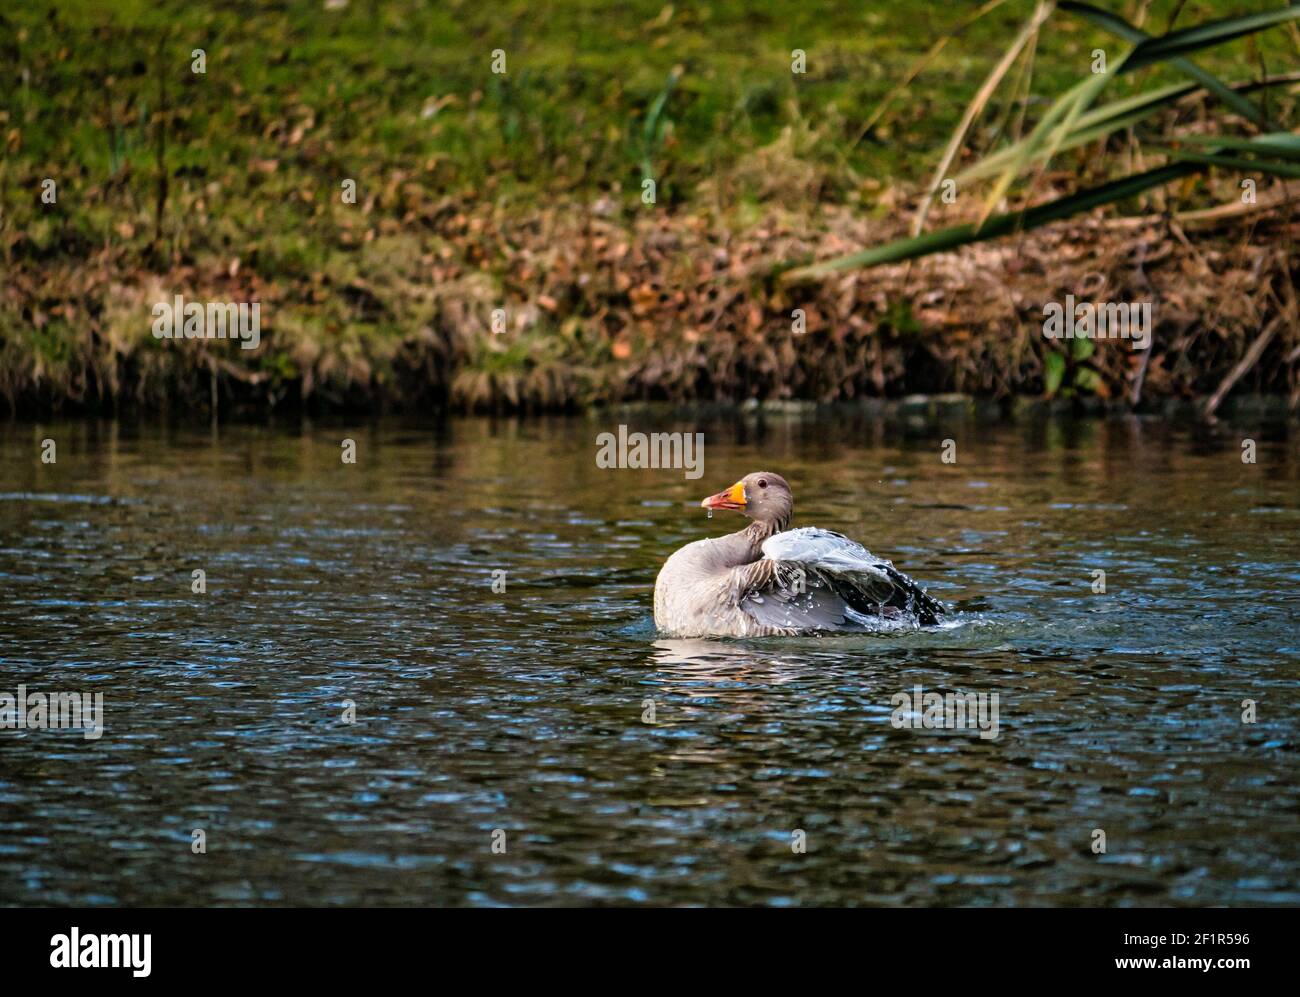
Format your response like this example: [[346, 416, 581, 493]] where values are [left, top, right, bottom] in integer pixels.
[[758, 479, 768, 488]]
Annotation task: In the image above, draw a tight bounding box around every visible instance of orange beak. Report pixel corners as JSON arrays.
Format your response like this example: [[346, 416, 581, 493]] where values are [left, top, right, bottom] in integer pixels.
[[701, 481, 746, 511]]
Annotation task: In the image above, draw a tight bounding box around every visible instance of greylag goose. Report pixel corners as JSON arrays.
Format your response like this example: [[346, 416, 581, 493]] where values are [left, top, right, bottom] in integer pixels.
[[654, 472, 945, 638]]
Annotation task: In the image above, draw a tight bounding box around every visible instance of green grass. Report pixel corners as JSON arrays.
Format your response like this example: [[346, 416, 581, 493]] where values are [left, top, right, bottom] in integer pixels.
[[7, 0, 1294, 224], [1, 0, 1296, 411]]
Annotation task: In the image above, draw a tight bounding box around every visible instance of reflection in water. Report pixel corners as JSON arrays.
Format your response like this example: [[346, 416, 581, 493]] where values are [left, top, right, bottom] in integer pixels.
[[0, 409, 1297, 906], [652, 637, 807, 679]]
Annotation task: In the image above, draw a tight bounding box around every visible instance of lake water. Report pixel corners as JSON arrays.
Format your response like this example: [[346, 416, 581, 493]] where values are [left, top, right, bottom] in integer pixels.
[[1, 409, 1296, 906]]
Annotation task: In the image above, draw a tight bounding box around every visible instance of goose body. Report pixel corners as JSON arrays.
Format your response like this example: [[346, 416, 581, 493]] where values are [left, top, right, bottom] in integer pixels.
[[653, 472, 944, 638]]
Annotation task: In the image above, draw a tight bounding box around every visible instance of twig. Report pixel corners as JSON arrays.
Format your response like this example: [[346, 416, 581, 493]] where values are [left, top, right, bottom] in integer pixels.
[[1103, 187, 1300, 229], [1128, 236, 1157, 407], [1204, 316, 1281, 417], [912, 1, 1054, 238], [853, 0, 1011, 149]]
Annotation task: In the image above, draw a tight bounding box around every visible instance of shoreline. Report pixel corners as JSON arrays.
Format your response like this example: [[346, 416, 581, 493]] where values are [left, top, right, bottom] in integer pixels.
[[5, 392, 1297, 428], [4, 1, 1297, 421], [5, 198, 1297, 419]]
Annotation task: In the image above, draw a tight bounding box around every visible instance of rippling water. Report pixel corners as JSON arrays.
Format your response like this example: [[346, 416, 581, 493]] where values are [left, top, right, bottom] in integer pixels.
[[1, 410, 1296, 906]]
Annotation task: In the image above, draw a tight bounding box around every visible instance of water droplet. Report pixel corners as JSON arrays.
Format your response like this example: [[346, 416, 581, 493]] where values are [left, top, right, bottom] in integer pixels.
[[706, 508, 713, 519]]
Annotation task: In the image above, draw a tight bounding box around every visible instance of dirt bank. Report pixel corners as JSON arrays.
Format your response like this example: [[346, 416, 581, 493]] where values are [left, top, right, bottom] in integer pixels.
[[5, 182, 1297, 417]]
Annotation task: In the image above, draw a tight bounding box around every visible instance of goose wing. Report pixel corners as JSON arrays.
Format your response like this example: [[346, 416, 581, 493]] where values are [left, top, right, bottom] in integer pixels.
[[739, 527, 944, 630]]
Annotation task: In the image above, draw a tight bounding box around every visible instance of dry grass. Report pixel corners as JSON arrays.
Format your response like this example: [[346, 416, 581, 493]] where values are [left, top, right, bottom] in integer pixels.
[[4, 168, 1296, 416]]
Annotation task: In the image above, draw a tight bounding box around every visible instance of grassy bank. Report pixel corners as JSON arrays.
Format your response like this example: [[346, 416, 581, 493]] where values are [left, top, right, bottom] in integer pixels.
[[1, 0, 1298, 414]]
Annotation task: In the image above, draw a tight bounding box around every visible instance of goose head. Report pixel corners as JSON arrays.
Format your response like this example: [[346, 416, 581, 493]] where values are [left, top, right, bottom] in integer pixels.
[[700, 471, 793, 529]]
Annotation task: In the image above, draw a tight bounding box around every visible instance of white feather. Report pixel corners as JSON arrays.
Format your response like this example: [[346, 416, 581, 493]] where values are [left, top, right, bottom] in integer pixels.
[[761, 527, 893, 583]]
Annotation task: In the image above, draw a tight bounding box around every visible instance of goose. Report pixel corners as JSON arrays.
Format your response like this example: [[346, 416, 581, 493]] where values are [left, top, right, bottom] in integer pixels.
[[653, 472, 945, 638]]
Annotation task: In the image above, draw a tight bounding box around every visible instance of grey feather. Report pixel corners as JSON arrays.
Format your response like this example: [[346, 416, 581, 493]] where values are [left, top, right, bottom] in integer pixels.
[[750, 527, 945, 629]]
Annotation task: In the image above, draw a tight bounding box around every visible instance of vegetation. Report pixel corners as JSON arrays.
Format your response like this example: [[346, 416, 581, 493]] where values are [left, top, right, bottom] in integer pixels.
[[1, 0, 1297, 414], [783, 1, 1300, 277]]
